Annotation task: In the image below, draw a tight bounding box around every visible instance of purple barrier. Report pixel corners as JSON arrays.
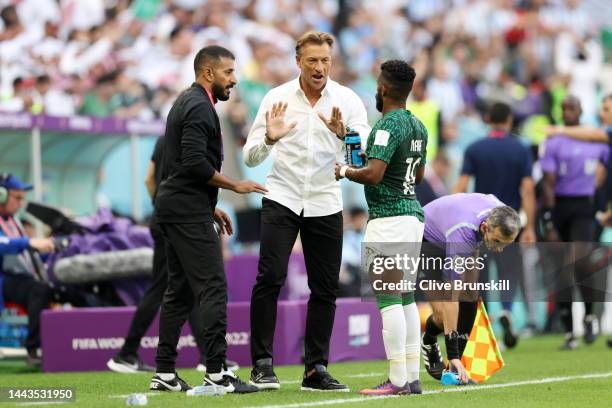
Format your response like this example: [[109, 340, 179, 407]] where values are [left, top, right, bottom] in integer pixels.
[[226, 253, 310, 302], [41, 299, 384, 372], [0, 112, 164, 136]]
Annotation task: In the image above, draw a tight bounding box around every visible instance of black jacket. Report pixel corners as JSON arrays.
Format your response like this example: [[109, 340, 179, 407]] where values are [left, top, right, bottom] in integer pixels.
[[155, 83, 222, 223]]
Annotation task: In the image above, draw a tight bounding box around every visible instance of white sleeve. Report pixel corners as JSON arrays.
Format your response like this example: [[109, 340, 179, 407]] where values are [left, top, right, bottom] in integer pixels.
[[243, 91, 274, 167], [344, 88, 371, 148]]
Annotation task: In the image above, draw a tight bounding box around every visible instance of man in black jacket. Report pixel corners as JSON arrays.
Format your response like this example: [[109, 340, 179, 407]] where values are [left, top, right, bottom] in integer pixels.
[[150, 45, 266, 394]]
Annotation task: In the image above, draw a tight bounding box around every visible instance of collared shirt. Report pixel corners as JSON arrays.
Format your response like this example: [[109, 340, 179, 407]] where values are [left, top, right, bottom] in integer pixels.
[[540, 134, 609, 197], [423, 193, 505, 258], [243, 77, 370, 217]]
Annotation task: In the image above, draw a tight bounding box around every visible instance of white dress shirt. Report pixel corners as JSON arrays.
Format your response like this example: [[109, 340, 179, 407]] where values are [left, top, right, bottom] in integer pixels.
[[243, 77, 370, 217]]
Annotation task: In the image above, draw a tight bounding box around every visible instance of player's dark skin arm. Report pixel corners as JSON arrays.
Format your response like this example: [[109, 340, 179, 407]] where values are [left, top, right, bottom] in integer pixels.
[[336, 159, 424, 186], [541, 172, 559, 241], [541, 172, 556, 210]]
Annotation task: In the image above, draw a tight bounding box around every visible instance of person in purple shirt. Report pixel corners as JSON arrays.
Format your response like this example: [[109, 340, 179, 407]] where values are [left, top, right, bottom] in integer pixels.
[[540, 96, 609, 350], [419, 193, 521, 384], [542, 94, 612, 349]]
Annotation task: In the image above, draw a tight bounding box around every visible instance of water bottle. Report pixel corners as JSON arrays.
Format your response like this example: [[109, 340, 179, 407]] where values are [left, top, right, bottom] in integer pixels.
[[344, 129, 363, 167], [186, 385, 227, 397], [125, 393, 148, 406]]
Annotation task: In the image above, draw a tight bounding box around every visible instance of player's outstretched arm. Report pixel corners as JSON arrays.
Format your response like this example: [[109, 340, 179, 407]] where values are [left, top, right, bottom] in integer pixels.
[[207, 171, 268, 195], [545, 125, 608, 143], [335, 158, 387, 185]]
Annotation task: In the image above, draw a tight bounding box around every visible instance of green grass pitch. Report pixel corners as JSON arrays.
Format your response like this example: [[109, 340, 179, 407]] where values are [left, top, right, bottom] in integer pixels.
[[1, 335, 611, 407]]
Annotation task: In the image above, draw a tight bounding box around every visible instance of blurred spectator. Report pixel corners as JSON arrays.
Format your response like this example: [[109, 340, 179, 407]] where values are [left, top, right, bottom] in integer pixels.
[[0, 0, 608, 226], [78, 72, 117, 117], [407, 79, 441, 163], [339, 207, 367, 297], [415, 150, 450, 207]]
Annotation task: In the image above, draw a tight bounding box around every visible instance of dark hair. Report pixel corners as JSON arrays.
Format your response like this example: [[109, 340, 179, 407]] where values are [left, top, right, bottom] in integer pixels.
[[380, 60, 416, 100], [96, 71, 117, 86], [36, 75, 51, 85], [169, 25, 185, 41], [1, 6, 17, 26], [349, 207, 367, 218], [604, 94, 612, 103], [488, 102, 512, 124], [193, 45, 235, 77]]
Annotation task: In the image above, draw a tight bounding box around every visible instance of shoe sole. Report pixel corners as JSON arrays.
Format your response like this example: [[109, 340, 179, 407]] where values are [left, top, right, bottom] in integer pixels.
[[249, 380, 280, 390], [107, 358, 139, 374], [300, 386, 350, 392]]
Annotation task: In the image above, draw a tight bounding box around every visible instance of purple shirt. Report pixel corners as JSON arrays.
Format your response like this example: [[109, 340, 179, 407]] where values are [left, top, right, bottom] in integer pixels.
[[540, 135, 609, 197], [424, 193, 505, 257]]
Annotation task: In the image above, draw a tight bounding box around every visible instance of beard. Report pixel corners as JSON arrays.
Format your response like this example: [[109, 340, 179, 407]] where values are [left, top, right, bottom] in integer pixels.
[[375, 91, 383, 112], [212, 82, 231, 101]]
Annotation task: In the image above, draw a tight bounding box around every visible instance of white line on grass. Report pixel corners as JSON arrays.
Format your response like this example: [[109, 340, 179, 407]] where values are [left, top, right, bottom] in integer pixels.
[[16, 403, 67, 407], [109, 391, 162, 399], [247, 371, 612, 408]]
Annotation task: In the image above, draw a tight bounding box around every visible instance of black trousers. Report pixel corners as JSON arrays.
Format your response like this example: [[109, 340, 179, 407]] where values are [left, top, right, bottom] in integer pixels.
[[553, 196, 597, 333], [155, 222, 227, 373], [250, 198, 342, 369], [119, 218, 206, 362], [2, 273, 52, 352]]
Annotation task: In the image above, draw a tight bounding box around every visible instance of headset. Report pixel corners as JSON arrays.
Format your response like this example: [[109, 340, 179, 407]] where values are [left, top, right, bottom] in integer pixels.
[[0, 173, 10, 205]]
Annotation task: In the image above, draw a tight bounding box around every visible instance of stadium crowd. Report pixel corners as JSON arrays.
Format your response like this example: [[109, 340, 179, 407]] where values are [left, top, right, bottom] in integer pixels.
[[0, 0, 609, 126], [1, 0, 612, 366]]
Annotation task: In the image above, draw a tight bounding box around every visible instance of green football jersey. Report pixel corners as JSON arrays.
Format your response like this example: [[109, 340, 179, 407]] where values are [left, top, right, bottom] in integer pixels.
[[364, 109, 428, 221]]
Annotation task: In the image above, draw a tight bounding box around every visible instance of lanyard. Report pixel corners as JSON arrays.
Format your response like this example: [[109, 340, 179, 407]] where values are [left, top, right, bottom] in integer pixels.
[[202, 85, 224, 163], [0, 216, 21, 238]]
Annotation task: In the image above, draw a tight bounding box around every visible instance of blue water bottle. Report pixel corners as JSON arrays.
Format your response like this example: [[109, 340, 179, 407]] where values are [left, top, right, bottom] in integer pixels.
[[344, 128, 363, 167]]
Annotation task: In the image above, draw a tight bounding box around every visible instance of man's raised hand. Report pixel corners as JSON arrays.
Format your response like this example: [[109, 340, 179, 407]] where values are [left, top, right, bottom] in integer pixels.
[[318, 106, 346, 138], [265, 102, 297, 144]]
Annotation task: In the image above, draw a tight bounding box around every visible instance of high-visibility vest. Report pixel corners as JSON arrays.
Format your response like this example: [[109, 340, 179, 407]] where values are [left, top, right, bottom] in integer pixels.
[[407, 100, 440, 162]]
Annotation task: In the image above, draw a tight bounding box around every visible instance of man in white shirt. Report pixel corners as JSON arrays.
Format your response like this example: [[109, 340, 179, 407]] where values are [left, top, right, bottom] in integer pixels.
[[243, 31, 369, 392]]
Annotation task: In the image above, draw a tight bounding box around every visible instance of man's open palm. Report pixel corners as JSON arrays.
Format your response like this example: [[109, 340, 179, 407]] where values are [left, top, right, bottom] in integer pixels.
[[318, 106, 346, 138], [265, 102, 297, 143]]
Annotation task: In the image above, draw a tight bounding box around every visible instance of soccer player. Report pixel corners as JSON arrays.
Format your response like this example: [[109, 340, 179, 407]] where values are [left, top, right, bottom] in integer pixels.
[[419, 194, 521, 383], [540, 96, 609, 349], [335, 60, 427, 395]]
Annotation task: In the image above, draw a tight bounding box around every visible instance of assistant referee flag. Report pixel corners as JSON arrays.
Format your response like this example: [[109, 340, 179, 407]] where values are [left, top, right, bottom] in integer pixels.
[[461, 300, 505, 383]]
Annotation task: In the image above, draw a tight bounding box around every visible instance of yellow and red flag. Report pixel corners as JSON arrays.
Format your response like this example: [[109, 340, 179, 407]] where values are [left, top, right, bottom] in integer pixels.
[[461, 300, 505, 383]]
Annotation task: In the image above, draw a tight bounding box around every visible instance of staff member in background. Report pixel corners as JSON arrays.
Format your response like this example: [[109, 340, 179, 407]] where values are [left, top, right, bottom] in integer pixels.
[[406, 79, 441, 164], [540, 96, 609, 350], [543, 94, 612, 349], [0, 173, 55, 366], [107, 136, 238, 374], [454, 102, 536, 349], [150, 45, 266, 394], [243, 31, 369, 392]]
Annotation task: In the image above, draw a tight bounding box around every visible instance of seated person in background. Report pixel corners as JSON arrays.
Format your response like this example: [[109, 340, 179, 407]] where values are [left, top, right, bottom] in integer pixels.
[[0, 173, 55, 366]]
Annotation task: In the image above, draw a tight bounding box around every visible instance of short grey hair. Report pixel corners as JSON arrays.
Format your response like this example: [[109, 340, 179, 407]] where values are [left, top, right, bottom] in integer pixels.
[[486, 206, 521, 238]]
